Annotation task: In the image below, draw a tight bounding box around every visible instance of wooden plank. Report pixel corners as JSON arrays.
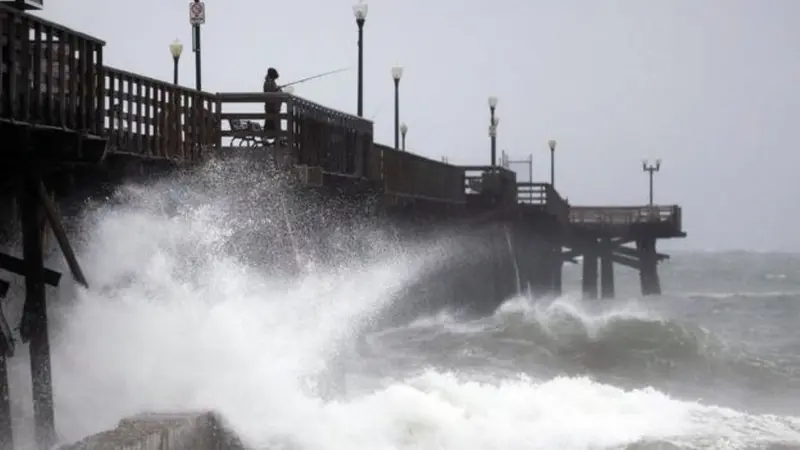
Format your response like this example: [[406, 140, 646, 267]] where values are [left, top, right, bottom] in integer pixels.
[[0, 252, 61, 286], [36, 181, 87, 287]]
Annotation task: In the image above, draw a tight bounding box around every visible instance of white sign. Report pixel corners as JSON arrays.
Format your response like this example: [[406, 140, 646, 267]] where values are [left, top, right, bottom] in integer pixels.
[[189, 2, 205, 25]]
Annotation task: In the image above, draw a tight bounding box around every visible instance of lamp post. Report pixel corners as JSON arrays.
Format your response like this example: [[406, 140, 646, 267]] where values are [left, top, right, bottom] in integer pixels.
[[353, 1, 368, 116], [548, 139, 557, 187], [488, 96, 498, 166], [642, 159, 661, 205], [169, 39, 183, 85], [488, 117, 499, 168], [391, 66, 403, 150], [400, 122, 408, 151]]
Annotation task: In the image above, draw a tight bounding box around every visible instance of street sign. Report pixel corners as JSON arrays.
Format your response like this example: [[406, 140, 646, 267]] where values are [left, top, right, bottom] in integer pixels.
[[189, 1, 205, 25]]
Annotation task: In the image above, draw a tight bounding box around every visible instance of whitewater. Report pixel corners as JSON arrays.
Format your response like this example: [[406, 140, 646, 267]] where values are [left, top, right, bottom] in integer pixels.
[[2, 160, 800, 449]]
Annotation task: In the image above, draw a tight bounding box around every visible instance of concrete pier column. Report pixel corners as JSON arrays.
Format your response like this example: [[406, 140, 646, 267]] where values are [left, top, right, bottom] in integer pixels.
[[600, 240, 615, 299], [581, 242, 598, 299], [490, 225, 517, 306], [551, 244, 563, 296], [531, 240, 555, 296], [637, 238, 661, 295]]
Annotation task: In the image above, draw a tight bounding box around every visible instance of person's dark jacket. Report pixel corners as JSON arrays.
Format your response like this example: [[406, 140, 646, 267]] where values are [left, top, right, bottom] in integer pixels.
[[263, 78, 281, 115]]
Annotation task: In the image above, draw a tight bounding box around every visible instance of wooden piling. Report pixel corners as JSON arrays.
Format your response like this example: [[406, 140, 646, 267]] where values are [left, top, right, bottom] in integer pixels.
[[600, 239, 615, 299], [19, 173, 56, 450], [637, 238, 662, 296]]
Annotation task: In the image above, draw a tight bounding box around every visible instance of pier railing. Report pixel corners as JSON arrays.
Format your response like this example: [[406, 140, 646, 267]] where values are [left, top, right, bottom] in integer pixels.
[[1, 4, 105, 134], [215, 92, 373, 178], [104, 67, 217, 163], [462, 166, 518, 206], [373, 143, 465, 203], [569, 205, 683, 236], [517, 182, 570, 222]]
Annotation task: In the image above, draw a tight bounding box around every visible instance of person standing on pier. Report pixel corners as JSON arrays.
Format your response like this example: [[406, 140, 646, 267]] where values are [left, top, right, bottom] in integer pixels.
[[263, 67, 282, 143]]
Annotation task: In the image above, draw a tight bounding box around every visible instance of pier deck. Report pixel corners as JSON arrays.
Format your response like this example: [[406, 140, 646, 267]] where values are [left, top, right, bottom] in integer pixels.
[[0, 3, 686, 449]]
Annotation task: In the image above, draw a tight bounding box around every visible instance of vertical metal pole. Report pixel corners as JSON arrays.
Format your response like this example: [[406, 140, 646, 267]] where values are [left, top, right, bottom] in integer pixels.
[[528, 154, 533, 185], [356, 20, 365, 117], [401, 133, 406, 151], [194, 27, 201, 90], [192, 0, 202, 91], [648, 170, 654, 205], [393, 78, 399, 150], [550, 148, 555, 187], [172, 56, 179, 85], [490, 106, 496, 166], [19, 173, 54, 450]]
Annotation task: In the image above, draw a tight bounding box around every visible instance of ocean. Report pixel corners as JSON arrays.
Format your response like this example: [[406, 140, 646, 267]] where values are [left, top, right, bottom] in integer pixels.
[[2, 162, 800, 449]]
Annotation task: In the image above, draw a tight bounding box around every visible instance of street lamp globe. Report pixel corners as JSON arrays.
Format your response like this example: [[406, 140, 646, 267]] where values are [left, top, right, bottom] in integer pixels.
[[283, 86, 294, 95], [391, 66, 403, 81], [488, 96, 498, 108], [548, 139, 556, 151], [353, 1, 368, 21], [400, 122, 408, 135], [169, 39, 183, 59]]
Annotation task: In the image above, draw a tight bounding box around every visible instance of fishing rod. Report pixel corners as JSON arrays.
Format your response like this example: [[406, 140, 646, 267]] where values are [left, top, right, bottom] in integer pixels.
[[369, 100, 386, 120], [279, 66, 351, 89]]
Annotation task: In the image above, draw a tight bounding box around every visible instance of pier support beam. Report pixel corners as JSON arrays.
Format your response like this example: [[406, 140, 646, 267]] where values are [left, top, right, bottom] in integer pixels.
[[581, 243, 598, 300], [600, 240, 615, 299], [19, 174, 56, 450], [637, 238, 661, 296], [489, 225, 516, 307]]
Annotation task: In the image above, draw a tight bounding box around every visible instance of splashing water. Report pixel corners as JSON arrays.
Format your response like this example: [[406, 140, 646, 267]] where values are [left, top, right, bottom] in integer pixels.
[[2, 161, 800, 449]]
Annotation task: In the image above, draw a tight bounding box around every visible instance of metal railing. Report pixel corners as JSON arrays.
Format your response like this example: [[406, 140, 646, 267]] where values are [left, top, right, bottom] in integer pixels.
[[569, 205, 682, 229], [375, 143, 465, 203], [215, 92, 373, 178]]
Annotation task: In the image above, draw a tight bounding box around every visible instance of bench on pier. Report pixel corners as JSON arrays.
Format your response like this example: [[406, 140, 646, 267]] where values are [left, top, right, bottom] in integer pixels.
[[226, 118, 287, 148], [228, 118, 264, 147], [216, 92, 373, 178]]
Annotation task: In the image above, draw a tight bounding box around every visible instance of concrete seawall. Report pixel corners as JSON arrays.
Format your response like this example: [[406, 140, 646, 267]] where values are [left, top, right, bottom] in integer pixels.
[[61, 411, 245, 450]]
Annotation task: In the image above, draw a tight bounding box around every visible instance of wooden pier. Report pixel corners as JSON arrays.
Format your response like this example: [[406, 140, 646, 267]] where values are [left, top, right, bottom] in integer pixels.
[[0, 3, 685, 449]]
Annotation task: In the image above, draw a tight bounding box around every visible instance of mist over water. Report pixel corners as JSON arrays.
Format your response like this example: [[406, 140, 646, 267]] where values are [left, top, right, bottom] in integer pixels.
[[2, 159, 800, 449]]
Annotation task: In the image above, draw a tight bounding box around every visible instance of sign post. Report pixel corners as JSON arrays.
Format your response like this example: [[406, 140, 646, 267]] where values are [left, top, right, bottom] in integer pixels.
[[189, 0, 205, 90]]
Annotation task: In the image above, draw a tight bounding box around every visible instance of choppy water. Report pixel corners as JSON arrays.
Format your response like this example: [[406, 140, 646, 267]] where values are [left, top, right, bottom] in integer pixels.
[[2, 160, 800, 449]]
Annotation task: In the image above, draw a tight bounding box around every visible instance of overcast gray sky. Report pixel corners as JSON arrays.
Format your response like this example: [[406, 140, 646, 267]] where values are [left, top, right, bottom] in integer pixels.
[[37, 0, 800, 252]]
